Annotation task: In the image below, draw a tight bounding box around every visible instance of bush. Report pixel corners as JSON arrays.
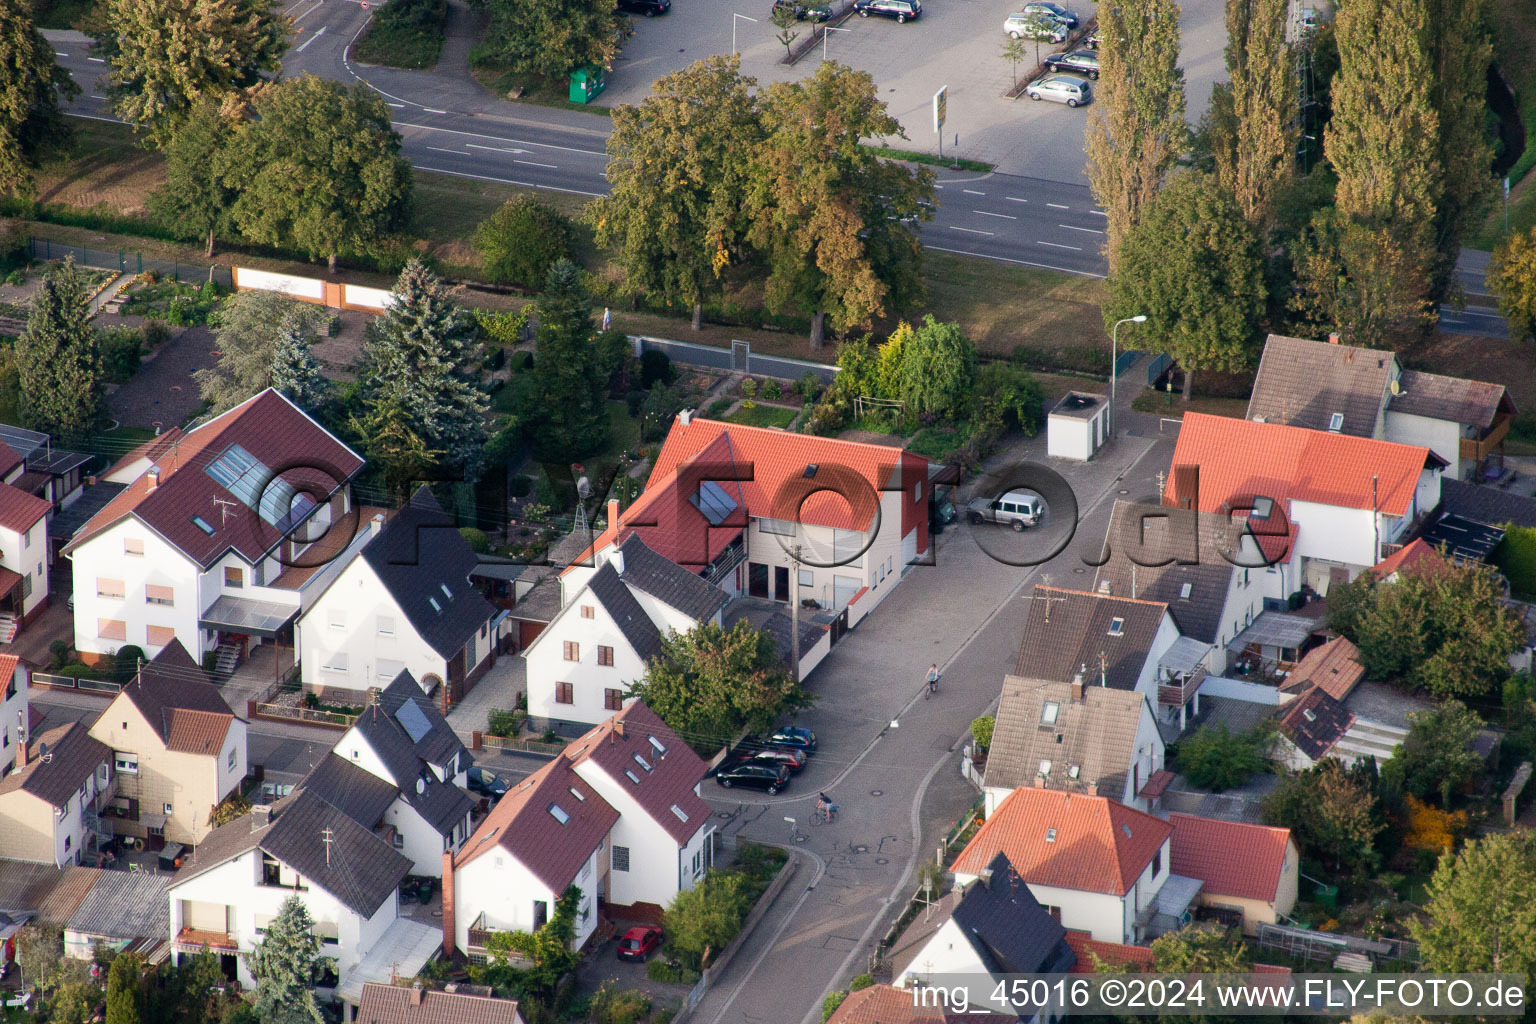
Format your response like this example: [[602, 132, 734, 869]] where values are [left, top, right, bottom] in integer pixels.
[[458, 527, 490, 553], [475, 196, 574, 289], [508, 474, 532, 498], [48, 639, 71, 671], [99, 327, 143, 382], [821, 991, 848, 1022], [1494, 524, 1536, 598], [1174, 724, 1271, 791], [625, 389, 647, 417], [970, 715, 994, 752], [798, 372, 822, 403], [487, 709, 526, 737], [645, 959, 700, 985], [142, 319, 170, 349], [472, 307, 531, 346], [740, 378, 757, 399], [588, 983, 652, 1024], [761, 379, 782, 400], [640, 349, 674, 389], [849, 974, 875, 991], [114, 645, 146, 683], [705, 397, 732, 418]]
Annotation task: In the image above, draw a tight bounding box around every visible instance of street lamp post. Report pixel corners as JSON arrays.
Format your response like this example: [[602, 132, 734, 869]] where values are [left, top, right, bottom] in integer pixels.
[[732, 12, 757, 54], [1109, 315, 1147, 439]]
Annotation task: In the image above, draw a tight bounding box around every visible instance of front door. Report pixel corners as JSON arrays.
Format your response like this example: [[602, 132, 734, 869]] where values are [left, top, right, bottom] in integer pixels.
[[748, 562, 769, 598], [774, 566, 790, 602]]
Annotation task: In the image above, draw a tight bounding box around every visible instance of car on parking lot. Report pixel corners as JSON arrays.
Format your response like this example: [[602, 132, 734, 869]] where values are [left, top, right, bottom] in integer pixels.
[[966, 488, 1045, 529], [1043, 48, 1099, 78], [1003, 11, 1068, 41], [749, 747, 808, 773], [617, 925, 663, 961], [466, 765, 509, 799], [1022, 1, 1077, 26], [1086, 32, 1100, 48], [767, 725, 817, 752], [772, 0, 834, 19], [1025, 74, 1091, 107], [854, 0, 920, 22], [616, 0, 670, 14], [716, 760, 792, 793]]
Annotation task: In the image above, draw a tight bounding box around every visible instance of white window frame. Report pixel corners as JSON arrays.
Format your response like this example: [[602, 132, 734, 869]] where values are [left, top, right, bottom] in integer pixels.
[[114, 752, 139, 775]]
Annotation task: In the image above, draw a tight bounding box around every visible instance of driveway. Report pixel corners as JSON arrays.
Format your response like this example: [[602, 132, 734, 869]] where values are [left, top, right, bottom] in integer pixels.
[[106, 325, 216, 430]]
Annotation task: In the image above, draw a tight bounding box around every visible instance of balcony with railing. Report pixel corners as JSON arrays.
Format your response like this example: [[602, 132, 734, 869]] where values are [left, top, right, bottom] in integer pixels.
[[174, 927, 240, 954], [465, 912, 534, 967], [1157, 666, 1206, 707], [703, 537, 747, 588]]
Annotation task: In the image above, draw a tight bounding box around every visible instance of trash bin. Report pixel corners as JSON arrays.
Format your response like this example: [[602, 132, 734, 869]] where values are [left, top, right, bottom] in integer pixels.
[[569, 66, 606, 104], [1314, 883, 1339, 908]]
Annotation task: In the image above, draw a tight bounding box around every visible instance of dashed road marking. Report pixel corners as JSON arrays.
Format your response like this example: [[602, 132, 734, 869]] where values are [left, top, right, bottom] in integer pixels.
[[1038, 240, 1082, 250], [950, 226, 995, 236], [1046, 202, 1069, 209], [975, 211, 1017, 220], [962, 189, 986, 195], [1059, 224, 1103, 234]]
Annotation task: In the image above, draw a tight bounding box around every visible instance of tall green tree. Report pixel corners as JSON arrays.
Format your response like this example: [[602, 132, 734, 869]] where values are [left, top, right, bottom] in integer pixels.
[[1313, 0, 1440, 346], [148, 101, 238, 257], [477, 0, 627, 80], [628, 620, 813, 755], [16, 257, 102, 438], [1414, 831, 1536, 974], [227, 75, 413, 273], [748, 62, 934, 348], [105, 952, 143, 1024], [97, 0, 285, 146], [474, 195, 573, 290], [1085, 0, 1187, 275], [664, 872, 751, 969], [245, 895, 324, 1024], [195, 291, 327, 413], [0, 0, 78, 197], [1424, 0, 1496, 303], [268, 316, 329, 412], [1106, 170, 1265, 398], [348, 394, 444, 503], [1289, 206, 1436, 348], [894, 315, 975, 420], [529, 259, 608, 460], [1262, 758, 1383, 873], [1382, 700, 1485, 808], [593, 55, 765, 332], [361, 260, 490, 474], [1489, 226, 1536, 342], [1208, 0, 1294, 237]]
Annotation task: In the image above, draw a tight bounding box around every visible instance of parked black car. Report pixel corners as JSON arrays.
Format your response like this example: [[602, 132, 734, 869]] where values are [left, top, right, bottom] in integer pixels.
[[854, 0, 920, 22], [617, 0, 670, 15], [715, 760, 792, 794], [466, 765, 509, 799], [772, 0, 834, 19], [767, 725, 818, 753], [1043, 48, 1099, 78]]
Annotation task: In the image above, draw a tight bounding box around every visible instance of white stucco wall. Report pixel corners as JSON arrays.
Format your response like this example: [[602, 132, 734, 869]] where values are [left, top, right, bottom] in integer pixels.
[[0, 660, 28, 762], [1384, 412, 1460, 479], [573, 760, 708, 907], [526, 585, 650, 729], [455, 843, 601, 952], [896, 918, 990, 986], [1047, 407, 1107, 461], [0, 519, 49, 619], [72, 519, 207, 658], [299, 558, 454, 695]]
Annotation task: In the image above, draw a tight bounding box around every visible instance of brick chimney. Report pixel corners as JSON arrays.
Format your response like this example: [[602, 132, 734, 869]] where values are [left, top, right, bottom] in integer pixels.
[[146, 465, 161, 492], [370, 513, 385, 537], [409, 982, 424, 1006], [251, 804, 271, 832], [1086, 781, 1098, 797], [607, 499, 619, 526], [1071, 670, 1085, 702], [1033, 776, 1045, 788], [441, 850, 456, 959], [1328, 332, 1341, 345]]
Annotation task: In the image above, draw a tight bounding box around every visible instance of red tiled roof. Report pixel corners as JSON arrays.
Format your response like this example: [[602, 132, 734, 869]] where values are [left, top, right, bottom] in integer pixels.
[[565, 701, 710, 846], [114, 640, 237, 755], [1372, 537, 1447, 580], [953, 789, 1171, 897], [1279, 636, 1365, 700], [63, 390, 363, 569], [1138, 768, 1176, 801], [163, 709, 233, 755], [826, 985, 1015, 1024], [1064, 931, 1156, 972], [1165, 412, 1434, 519], [454, 754, 618, 891], [356, 983, 523, 1024], [0, 482, 50, 533], [0, 440, 21, 479], [104, 429, 184, 481], [1168, 813, 1293, 903]]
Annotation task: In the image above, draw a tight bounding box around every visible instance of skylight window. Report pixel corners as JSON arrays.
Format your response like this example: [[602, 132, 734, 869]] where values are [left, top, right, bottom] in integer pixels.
[[1108, 617, 1125, 636], [1179, 582, 1193, 600], [1039, 760, 1052, 777], [625, 770, 640, 784], [1329, 412, 1345, 432], [428, 597, 441, 613], [440, 583, 452, 599], [648, 736, 668, 757], [1041, 702, 1059, 725], [689, 481, 740, 527], [671, 803, 689, 823], [191, 515, 215, 535], [569, 787, 586, 801], [205, 442, 315, 530], [1045, 828, 1058, 843], [549, 804, 570, 825], [1122, 824, 1133, 838], [633, 753, 652, 772], [1068, 765, 1080, 779], [803, 464, 819, 479]]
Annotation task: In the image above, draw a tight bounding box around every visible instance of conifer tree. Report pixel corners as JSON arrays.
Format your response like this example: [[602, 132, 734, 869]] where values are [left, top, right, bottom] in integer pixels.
[[0, 0, 78, 196], [361, 260, 490, 477], [530, 259, 609, 461], [269, 315, 329, 412], [105, 952, 142, 1024], [16, 257, 101, 438], [246, 896, 324, 1024]]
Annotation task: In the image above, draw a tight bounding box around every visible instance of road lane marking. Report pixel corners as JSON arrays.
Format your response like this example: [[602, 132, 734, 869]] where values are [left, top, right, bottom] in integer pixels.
[[426, 147, 466, 155], [90, 95, 105, 99], [949, 226, 995, 236], [387, 102, 405, 108], [422, 107, 448, 114], [1059, 224, 1103, 234], [87, 56, 104, 62], [54, 52, 68, 56], [467, 143, 529, 155], [1455, 309, 1504, 319], [1091, 209, 1108, 216], [1046, 202, 1069, 209], [394, 121, 606, 157], [974, 210, 1016, 220], [962, 189, 985, 195], [294, 26, 326, 52], [1005, 196, 1028, 203], [1038, 240, 1082, 250], [413, 165, 603, 198], [517, 159, 558, 169], [291, 0, 325, 22]]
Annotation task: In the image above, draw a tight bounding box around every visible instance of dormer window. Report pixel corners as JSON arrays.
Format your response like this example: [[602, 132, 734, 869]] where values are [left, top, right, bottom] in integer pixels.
[[1302, 708, 1317, 722], [1108, 617, 1125, 636], [1068, 765, 1080, 779], [549, 804, 570, 824], [1041, 702, 1059, 725]]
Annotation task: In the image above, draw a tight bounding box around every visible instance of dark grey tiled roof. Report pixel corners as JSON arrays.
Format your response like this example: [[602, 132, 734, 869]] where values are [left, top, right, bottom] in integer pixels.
[[1279, 688, 1354, 760], [375, 671, 467, 775], [951, 852, 1074, 975], [1091, 501, 1239, 645], [1246, 334, 1392, 436], [587, 563, 663, 665], [0, 723, 110, 808], [256, 790, 413, 917], [348, 674, 474, 836], [1388, 370, 1513, 429], [48, 481, 126, 540], [616, 534, 729, 621], [361, 488, 498, 660], [298, 754, 399, 829], [1440, 479, 1536, 530], [1015, 587, 1168, 692]]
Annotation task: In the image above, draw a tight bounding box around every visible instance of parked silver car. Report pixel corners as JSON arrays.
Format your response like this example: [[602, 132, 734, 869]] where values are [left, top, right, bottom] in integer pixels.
[[1026, 74, 1091, 107], [966, 488, 1044, 530], [1003, 10, 1068, 41]]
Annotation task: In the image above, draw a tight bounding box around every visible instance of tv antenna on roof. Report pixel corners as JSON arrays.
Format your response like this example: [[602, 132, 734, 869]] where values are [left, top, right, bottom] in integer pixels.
[[212, 497, 239, 526]]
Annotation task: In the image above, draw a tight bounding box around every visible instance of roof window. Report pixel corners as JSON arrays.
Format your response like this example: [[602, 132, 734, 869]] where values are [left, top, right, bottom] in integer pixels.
[[671, 804, 689, 823], [633, 753, 652, 772], [804, 464, 819, 479], [1039, 760, 1052, 777], [1041, 701, 1059, 725], [1251, 496, 1275, 520], [1121, 824, 1133, 838], [648, 736, 668, 757], [440, 583, 452, 599], [1108, 617, 1125, 636], [429, 597, 441, 613], [1068, 765, 1080, 779], [1329, 412, 1345, 432], [569, 787, 586, 801], [191, 515, 215, 535], [1179, 582, 1193, 600], [549, 804, 570, 825], [625, 770, 640, 784], [1045, 828, 1058, 843], [1302, 708, 1317, 722]]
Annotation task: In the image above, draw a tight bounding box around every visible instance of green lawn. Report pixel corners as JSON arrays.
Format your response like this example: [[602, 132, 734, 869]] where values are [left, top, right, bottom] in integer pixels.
[[351, 0, 448, 69], [726, 403, 797, 429]]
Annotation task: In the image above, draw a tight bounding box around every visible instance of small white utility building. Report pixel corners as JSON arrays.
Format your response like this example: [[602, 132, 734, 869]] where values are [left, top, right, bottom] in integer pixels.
[[1047, 392, 1109, 461]]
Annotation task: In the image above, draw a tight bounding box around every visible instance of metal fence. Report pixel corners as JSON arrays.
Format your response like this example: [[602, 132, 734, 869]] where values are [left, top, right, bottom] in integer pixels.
[[33, 671, 121, 695], [1146, 351, 1172, 386], [634, 335, 839, 385], [28, 237, 233, 289]]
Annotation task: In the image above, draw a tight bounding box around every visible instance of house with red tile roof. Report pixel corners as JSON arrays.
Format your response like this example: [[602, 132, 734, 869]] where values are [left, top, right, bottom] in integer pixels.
[[446, 700, 713, 960], [1370, 537, 1448, 582], [563, 411, 930, 630], [1168, 814, 1299, 936], [1278, 635, 1365, 702], [0, 465, 53, 641], [951, 788, 1174, 944], [62, 389, 365, 666], [825, 985, 1017, 1024], [86, 640, 246, 846], [1165, 412, 1445, 595]]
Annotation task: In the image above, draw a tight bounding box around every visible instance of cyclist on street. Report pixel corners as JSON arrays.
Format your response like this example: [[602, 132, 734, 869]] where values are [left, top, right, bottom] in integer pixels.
[[927, 664, 940, 695]]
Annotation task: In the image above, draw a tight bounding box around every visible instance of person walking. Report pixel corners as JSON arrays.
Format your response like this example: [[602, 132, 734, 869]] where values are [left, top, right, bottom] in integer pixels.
[[926, 664, 940, 696], [601, 307, 612, 331]]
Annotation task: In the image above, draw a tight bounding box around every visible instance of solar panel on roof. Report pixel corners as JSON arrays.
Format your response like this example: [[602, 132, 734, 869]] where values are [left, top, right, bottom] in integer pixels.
[[395, 698, 432, 744], [689, 480, 739, 526]]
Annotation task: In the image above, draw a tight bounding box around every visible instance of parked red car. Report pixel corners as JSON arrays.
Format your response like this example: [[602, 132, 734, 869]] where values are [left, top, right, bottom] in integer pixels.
[[617, 925, 663, 961]]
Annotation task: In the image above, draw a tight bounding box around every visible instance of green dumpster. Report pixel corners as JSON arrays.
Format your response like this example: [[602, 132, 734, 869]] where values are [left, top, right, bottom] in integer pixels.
[[569, 66, 606, 104]]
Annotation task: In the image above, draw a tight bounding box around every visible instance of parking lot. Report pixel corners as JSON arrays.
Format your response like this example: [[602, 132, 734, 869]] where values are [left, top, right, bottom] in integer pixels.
[[599, 0, 1227, 181]]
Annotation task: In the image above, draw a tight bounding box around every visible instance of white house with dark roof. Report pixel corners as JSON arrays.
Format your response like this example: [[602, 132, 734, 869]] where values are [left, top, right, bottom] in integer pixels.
[[63, 389, 365, 667], [0, 654, 30, 776], [0, 722, 113, 867], [297, 488, 500, 703], [308, 670, 474, 877], [0, 469, 53, 642]]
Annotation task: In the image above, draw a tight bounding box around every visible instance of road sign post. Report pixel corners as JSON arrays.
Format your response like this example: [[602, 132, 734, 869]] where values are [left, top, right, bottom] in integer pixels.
[[933, 86, 947, 160]]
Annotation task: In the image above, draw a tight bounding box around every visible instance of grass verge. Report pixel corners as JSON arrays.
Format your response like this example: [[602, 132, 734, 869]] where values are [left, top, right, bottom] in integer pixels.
[[864, 145, 994, 174], [725, 403, 797, 428], [468, 63, 615, 117], [351, 0, 449, 69], [1131, 392, 1249, 419]]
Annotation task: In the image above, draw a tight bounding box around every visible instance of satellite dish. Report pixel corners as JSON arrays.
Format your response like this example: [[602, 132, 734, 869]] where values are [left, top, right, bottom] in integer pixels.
[[1389, 379, 1402, 396], [416, 778, 426, 795], [577, 476, 592, 499]]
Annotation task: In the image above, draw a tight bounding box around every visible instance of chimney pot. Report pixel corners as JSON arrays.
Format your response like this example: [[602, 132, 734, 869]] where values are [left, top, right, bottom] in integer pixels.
[[146, 465, 161, 491], [607, 498, 619, 526], [1071, 672, 1085, 702], [371, 513, 384, 536], [679, 409, 692, 427], [409, 982, 424, 1006], [1033, 776, 1045, 788], [1086, 782, 1098, 797], [978, 868, 993, 889]]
